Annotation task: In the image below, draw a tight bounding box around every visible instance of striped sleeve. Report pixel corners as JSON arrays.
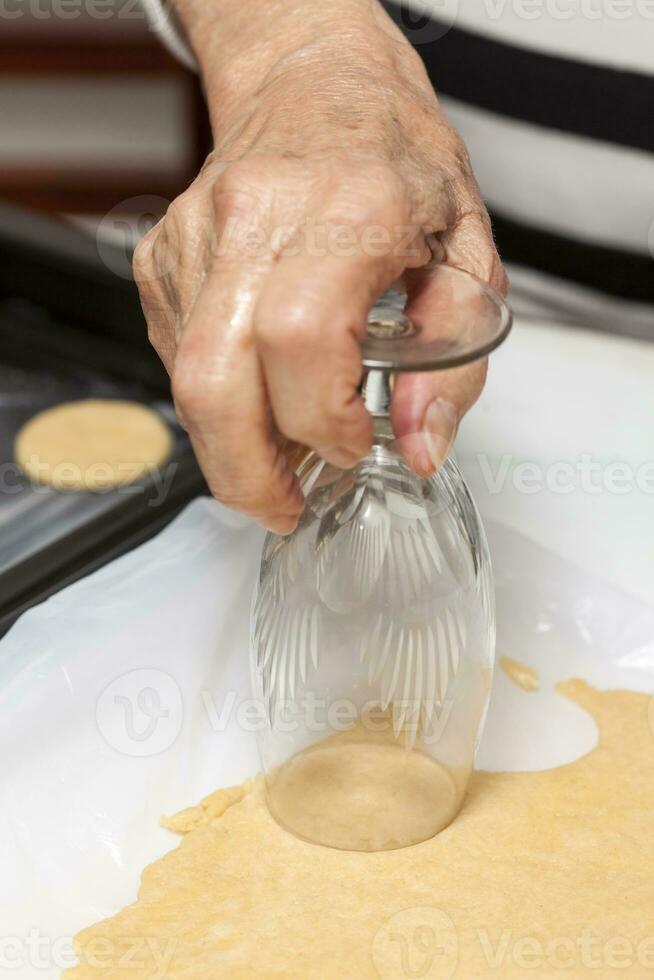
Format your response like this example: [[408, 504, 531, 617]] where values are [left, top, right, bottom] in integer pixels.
[[140, 0, 198, 71]]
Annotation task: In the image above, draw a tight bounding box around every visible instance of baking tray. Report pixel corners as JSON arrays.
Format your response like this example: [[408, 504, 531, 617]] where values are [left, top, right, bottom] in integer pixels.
[[0, 204, 207, 635]]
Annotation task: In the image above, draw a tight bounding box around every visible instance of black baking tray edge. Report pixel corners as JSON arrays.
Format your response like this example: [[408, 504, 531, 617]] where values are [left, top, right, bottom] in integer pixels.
[[0, 203, 209, 636], [0, 199, 165, 376], [0, 449, 207, 638]]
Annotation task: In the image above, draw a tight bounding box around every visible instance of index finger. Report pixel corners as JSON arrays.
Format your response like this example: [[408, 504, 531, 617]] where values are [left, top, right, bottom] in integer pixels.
[[252, 209, 431, 469], [172, 261, 305, 534]]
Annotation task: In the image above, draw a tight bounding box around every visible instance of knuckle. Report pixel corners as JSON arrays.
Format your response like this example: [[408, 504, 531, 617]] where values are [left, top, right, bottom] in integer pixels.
[[132, 226, 158, 281], [277, 399, 339, 447], [367, 164, 406, 205], [254, 298, 317, 353], [204, 446, 302, 525], [171, 358, 216, 423], [157, 186, 211, 255], [164, 193, 197, 240], [277, 411, 319, 446], [327, 164, 407, 225], [448, 205, 509, 293], [279, 397, 366, 451], [212, 160, 271, 216]]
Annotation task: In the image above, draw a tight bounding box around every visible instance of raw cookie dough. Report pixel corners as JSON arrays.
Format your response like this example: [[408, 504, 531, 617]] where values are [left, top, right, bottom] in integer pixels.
[[67, 682, 654, 979], [14, 399, 172, 490], [500, 655, 540, 691]]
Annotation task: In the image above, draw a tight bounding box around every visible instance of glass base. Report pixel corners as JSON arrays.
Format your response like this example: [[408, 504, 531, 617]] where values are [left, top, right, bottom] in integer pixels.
[[362, 267, 512, 372]]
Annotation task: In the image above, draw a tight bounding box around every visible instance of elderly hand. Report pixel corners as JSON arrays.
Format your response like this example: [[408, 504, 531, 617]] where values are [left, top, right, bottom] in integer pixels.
[[134, 0, 507, 533]]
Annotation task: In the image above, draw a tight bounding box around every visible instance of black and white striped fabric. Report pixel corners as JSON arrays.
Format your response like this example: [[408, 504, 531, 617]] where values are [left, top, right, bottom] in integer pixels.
[[144, 0, 654, 337], [383, 0, 654, 336]]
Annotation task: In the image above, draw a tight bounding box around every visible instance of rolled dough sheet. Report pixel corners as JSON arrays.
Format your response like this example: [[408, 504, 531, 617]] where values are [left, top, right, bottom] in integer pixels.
[[14, 399, 172, 490], [65, 682, 654, 979], [500, 656, 540, 692]]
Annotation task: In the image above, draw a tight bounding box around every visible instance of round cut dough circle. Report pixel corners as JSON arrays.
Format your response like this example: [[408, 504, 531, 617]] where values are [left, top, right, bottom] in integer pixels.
[[15, 399, 173, 491]]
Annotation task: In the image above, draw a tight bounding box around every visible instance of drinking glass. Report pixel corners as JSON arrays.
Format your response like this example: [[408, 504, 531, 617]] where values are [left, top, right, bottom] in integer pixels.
[[251, 265, 511, 851]]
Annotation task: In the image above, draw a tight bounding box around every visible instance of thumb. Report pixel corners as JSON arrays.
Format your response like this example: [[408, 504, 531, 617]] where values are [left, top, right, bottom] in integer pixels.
[[390, 358, 488, 477], [390, 229, 505, 476]]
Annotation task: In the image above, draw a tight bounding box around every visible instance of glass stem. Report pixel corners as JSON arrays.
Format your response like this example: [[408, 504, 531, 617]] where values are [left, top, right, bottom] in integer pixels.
[[361, 369, 393, 419]]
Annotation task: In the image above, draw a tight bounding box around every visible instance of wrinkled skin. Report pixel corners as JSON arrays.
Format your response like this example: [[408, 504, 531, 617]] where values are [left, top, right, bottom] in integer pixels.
[[134, 0, 507, 532]]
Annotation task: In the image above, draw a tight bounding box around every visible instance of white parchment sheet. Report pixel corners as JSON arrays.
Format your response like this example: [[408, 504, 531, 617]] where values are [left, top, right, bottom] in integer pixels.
[[1, 497, 653, 979]]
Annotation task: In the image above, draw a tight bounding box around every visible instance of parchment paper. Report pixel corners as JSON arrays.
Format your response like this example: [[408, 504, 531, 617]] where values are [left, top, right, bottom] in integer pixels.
[[1, 497, 652, 979]]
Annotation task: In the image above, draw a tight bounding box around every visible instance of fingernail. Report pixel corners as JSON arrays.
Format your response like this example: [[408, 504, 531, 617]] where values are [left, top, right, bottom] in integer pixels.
[[423, 398, 458, 471], [263, 513, 300, 536]]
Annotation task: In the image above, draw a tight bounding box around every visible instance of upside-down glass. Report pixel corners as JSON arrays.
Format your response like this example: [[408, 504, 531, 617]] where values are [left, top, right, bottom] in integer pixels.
[[250, 265, 512, 851]]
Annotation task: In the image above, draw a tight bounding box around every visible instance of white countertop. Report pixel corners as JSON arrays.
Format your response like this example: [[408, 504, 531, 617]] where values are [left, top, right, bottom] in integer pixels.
[[457, 318, 654, 605]]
